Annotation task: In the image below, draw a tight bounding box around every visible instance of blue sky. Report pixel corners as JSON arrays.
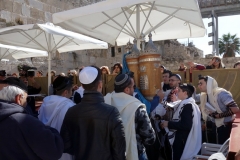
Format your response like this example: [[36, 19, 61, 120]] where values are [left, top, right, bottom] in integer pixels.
[[178, 15, 240, 57]]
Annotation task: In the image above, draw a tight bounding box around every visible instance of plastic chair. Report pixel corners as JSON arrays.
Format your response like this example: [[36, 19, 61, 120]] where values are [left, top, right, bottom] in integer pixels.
[[194, 138, 230, 159]]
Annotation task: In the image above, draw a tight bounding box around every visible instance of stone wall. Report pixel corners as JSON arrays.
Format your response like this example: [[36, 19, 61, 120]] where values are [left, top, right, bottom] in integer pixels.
[[0, 0, 239, 75], [0, 0, 101, 26]]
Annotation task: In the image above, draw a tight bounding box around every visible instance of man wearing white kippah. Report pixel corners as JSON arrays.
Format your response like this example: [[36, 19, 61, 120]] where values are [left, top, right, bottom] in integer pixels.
[[105, 73, 155, 160], [60, 66, 126, 160]]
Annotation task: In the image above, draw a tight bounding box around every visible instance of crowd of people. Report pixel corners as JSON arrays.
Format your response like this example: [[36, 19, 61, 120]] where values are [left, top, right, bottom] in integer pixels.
[[0, 58, 239, 160]]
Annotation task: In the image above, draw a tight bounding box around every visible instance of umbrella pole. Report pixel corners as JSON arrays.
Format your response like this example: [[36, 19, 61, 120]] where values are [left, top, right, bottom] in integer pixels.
[[136, 4, 141, 50], [47, 33, 52, 95], [48, 51, 51, 95]]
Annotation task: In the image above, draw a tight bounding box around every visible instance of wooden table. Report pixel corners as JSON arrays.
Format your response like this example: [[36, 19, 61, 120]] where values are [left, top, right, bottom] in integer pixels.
[[227, 123, 240, 160]]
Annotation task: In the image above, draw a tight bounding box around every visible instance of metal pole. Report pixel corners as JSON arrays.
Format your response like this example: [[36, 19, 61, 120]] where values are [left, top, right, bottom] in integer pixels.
[[136, 4, 140, 50], [47, 33, 51, 95], [212, 10, 216, 56], [215, 15, 219, 55]]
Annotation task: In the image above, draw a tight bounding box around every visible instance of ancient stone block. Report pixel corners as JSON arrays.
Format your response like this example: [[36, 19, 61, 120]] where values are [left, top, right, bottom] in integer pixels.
[[2, 0, 13, 12], [30, 8, 39, 19], [22, 3, 30, 17], [90, 56, 96, 64], [45, 12, 52, 22], [14, 0, 25, 3], [28, 0, 43, 10], [27, 17, 37, 24], [51, 6, 56, 13], [37, 19, 44, 23], [13, 2, 22, 14], [38, 0, 47, 3], [0, 10, 12, 22], [43, 3, 51, 12], [38, 10, 45, 21]]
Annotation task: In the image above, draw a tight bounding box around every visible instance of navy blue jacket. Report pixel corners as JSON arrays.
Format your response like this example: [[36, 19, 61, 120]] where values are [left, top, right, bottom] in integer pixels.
[[0, 100, 63, 160]]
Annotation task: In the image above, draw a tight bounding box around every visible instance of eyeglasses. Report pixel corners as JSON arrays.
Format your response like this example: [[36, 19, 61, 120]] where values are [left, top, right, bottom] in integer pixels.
[[198, 82, 203, 86]]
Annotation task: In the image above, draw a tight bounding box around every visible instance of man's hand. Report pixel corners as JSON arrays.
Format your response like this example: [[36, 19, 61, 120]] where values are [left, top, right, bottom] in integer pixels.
[[209, 59, 215, 65], [157, 89, 165, 102], [161, 121, 168, 128], [171, 94, 178, 102]]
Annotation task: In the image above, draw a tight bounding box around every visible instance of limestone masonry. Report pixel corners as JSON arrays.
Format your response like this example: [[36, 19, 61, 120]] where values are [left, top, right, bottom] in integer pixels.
[[0, 0, 239, 75]]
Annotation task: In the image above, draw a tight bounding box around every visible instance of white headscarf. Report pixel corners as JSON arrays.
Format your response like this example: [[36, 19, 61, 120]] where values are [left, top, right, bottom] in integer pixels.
[[200, 76, 229, 127]]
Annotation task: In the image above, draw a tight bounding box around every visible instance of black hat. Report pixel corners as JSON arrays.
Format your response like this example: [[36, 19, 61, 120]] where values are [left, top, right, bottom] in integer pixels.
[[53, 76, 72, 91], [179, 83, 195, 96], [114, 74, 131, 89], [0, 70, 6, 77], [0, 77, 28, 92]]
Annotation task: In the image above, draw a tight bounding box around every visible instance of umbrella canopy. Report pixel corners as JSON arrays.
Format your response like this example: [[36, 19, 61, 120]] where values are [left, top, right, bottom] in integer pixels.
[[0, 23, 108, 52], [53, 0, 206, 47], [0, 43, 48, 60], [0, 23, 108, 94]]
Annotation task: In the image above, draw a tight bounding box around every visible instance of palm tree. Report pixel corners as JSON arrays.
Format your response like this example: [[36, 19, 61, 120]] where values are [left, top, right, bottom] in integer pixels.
[[218, 33, 240, 57]]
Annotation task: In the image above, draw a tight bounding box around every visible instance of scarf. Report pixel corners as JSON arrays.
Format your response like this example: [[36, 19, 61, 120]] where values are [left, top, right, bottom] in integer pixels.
[[105, 92, 145, 160], [200, 76, 231, 127]]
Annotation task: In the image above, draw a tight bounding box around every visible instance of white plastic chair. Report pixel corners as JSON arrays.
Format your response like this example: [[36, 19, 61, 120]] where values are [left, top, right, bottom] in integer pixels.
[[194, 138, 229, 159]]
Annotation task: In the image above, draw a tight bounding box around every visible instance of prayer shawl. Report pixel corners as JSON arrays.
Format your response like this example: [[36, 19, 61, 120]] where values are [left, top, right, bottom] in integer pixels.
[[105, 92, 145, 160], [38, 95, 76, 160], [168, 97, 202, 160], [200, 76, 232, 127]]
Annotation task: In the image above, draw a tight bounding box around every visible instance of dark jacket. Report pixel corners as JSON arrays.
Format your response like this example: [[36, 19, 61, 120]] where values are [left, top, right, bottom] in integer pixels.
[[0, 100, 63, 160], [60, 91, 126, 160]]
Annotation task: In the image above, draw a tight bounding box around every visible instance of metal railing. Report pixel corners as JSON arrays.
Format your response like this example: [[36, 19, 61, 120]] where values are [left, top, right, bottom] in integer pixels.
[[198, 0, 240, 8]]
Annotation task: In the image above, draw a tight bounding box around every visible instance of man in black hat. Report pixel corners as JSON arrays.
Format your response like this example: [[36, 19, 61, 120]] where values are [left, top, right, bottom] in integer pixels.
[[38, 76, 76, 160], [60, 66, 126, 160], [104, 73, 155, 160], [0, 77, 63, 160], [161, 83, 201, 160]]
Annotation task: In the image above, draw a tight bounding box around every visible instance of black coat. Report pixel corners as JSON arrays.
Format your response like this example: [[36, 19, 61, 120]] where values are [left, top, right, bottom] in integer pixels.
[[60, 91, 126, 160], [0, 100, 63, 160]]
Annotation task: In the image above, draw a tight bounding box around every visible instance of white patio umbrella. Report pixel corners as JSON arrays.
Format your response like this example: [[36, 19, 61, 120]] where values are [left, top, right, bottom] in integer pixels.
[[0, 23, 108, 94], [0, 43, 48, 60], [53, 0, 206, 48]]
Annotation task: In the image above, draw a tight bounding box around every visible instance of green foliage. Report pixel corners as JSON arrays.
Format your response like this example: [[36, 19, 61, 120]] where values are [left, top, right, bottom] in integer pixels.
[[218, 33, 240, 57]]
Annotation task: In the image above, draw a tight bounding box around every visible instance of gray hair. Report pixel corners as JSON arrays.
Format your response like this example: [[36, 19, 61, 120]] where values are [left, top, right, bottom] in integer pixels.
[[0, 86, 25, 102]]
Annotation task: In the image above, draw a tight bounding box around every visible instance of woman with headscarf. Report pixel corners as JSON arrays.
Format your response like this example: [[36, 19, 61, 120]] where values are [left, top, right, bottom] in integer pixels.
[[206, 56, 225, 69], [100, 66, 110, 75]]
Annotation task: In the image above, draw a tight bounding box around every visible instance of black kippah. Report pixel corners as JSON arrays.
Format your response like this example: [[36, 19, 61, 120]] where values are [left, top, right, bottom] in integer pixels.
[[53, 76, 72, 91], [0, 77, 28, 92], [114, 74, 131, 89]]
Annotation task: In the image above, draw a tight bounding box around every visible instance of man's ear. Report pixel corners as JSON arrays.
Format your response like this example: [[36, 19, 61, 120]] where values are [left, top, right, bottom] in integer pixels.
[[15, 94, 21, 106], [123, 87, 129, 94], [62, 90, 68, 96], [98, 81, 103, 90]]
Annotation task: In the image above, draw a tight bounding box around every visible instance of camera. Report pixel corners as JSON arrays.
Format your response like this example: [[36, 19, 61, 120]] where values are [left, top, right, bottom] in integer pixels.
[[0, 70, 6, 77], [18, 65, 37, 77], [27, 70, 35, 77]]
